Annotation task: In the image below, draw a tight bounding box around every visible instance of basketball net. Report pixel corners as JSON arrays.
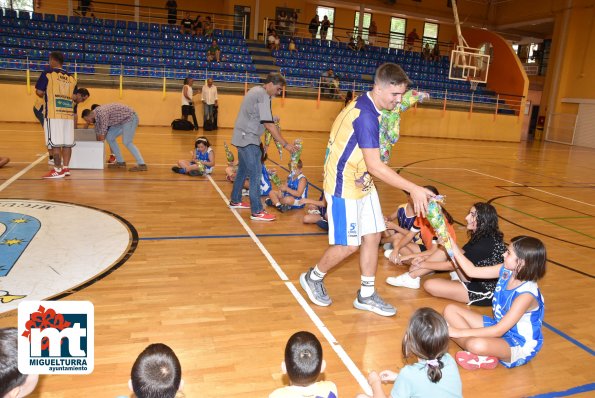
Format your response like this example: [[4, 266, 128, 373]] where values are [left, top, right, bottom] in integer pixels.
[[469, 79, 478, 92]]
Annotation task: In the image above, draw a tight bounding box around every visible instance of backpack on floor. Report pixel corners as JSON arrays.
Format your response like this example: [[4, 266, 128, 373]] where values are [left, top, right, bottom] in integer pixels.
[[171, 119, 194, 131]]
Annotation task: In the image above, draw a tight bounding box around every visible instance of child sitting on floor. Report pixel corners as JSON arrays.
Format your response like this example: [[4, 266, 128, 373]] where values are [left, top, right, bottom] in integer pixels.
[[172, 136, 215, 176], [269, 331, 337, 398], [266, 160, 308, 213]]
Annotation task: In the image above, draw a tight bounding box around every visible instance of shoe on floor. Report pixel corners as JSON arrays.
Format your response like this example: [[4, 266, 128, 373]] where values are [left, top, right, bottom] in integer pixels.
[[384, 249, 393, 259], [299, 268, 332, 306], [455, 351, 499, 370], [107, 154, 116, 164], [265, 198, 274, 207], [129, 164, 148, 172], [42, 169, 65, 179], [353, 290, 396, 317], [62, 167, 71, 176], [229, 201, 250, 209], [188, 169, 203, 176], [386, 273, 420, 289], [108, 162, 126, 169], [250, 210, 276, 221]]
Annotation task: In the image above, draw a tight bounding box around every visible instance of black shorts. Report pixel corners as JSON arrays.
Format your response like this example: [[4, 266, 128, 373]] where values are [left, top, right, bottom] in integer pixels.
[[181, 105, 195, 116], [464, 281, 493, 307]]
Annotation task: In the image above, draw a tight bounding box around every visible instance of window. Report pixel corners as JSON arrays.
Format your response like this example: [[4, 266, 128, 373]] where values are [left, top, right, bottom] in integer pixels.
[[354, 11, 371, 41], [0, 0, 33, 12], [316, 6, 335, 40], [422, 22, 439, 47], [389, 17, 406, 49]]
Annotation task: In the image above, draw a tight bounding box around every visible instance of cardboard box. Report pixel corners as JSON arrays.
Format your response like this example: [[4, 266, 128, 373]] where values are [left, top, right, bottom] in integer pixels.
[[69, 129, 105, 169]]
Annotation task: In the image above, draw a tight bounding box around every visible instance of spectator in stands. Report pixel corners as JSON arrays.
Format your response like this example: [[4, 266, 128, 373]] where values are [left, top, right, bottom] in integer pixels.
[[165, 0, 177, 25], [343, 90, 353, 108], [267, 21, 276, 37], [268, 31, 280, 51], [356, 36, 366, 51], [432, 42, 441, 62], [308, 14, 320, 39], [206, 39, 221, 62], [348, 35, 357, 50], [368, 20, 378, 46], [321, 68, 334, 98], [0, 328, 40, 398], [407, 28, 419, 51], [277, 11, 288, 36], [181, 77, 199, 130], [422, 43, 432, 61], [130, 343, 183, 398], [36, 51, 77, 179], [180, 12, 193, 35], [289, 12, 299, 36], [193, 15, 203, 36], [288, 38, 298, 53], [202, 78, 218, 130], [203, 16, 213, 36], [320, 15, 331, 41], [82, 103, 148, 172]]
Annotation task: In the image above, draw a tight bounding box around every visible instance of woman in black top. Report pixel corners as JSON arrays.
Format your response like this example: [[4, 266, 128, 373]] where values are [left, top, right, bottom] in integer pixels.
[[422, 202, 506, 306]]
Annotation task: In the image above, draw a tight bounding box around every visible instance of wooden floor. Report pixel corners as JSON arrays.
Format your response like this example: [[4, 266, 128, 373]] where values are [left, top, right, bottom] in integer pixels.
[[0, 122, 594, 397]]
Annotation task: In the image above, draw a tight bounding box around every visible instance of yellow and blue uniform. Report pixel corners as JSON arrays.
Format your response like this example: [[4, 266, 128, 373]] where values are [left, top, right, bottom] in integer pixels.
[[35, 67, 76, 120], [323, 92, 380, 199]]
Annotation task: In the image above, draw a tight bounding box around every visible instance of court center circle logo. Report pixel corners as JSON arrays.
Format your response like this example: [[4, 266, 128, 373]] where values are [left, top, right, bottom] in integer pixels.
[[0, 199, 137, 315]]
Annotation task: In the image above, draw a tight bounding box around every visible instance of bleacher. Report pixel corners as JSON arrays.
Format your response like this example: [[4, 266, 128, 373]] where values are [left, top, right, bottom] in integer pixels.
[[272, 36, 500, 105], [0, 8, 260, 83]]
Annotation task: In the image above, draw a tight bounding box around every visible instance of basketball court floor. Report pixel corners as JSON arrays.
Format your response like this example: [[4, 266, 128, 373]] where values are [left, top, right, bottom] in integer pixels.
[[0, 122, 593, 397]]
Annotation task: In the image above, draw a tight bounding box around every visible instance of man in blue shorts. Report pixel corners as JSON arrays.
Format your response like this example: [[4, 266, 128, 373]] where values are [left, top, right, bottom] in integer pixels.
[[300, 63, 433, 316]]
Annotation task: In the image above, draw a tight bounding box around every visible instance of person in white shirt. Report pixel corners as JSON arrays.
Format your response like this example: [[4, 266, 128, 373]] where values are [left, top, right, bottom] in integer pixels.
[[201, 78, 218, 129], [181, 77, 199, 130]]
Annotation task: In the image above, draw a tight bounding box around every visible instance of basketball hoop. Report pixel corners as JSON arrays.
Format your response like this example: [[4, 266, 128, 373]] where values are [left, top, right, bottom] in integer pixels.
[[469, 79, 479, 92]]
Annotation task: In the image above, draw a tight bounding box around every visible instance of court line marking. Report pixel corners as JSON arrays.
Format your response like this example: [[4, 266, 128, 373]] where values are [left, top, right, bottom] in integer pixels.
[[0, 155, 46, 193], [543, 322, 595, 356], [205, 175, 373, 396], [526, 382, 595, 398], [139, 232, 327, 241]]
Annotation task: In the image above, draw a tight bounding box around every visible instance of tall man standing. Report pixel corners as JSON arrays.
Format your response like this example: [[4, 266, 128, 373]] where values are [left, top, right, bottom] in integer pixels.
[[201, 78, 218, 130], [300, 63, 433, 316], [229, 73, 296, 221], [36, 51, 77, 179]]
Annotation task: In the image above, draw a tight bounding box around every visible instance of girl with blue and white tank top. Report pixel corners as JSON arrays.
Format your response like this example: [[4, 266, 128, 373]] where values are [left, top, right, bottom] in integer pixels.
[[172, 136, 215, 176], [444, 236, 547, 370], [283, 171, 309, 208]]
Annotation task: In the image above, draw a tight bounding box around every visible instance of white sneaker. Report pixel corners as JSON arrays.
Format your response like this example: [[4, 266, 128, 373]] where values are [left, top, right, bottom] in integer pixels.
[[450, 271, 460, 281], [384, 249, 393, 259], [386, 273, 420, 289]]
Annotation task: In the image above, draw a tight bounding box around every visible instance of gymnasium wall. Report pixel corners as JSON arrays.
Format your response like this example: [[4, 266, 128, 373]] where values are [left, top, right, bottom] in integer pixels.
[[3, 83, 521, 142]]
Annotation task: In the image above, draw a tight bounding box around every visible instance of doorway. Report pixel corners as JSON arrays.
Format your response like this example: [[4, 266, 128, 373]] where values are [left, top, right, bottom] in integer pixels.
[[234, 5, 251, 39]]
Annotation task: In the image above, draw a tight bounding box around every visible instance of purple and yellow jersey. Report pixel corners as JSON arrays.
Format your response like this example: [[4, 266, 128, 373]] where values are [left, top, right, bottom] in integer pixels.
[[35, 67, 76, 120], [323, 92, 381, 199]]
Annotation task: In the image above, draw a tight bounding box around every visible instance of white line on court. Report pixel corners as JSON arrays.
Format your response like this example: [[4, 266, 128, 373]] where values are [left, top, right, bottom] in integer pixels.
[[465, 169, 595, 207], [206, 175, 373, 396], [0, 155, 47, 193]]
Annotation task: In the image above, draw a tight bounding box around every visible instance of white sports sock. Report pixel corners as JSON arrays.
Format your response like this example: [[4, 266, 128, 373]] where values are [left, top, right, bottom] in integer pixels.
[[310, 265, 326, 281], [360, 275, 375, 297]]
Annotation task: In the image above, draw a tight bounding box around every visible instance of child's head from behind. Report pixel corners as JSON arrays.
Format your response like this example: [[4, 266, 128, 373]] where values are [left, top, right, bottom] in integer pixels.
[[195, 136, 210, 152], [423, 185, 454, 224], [506, 236, 546, 282], [130, 343, 182, 398], [402, 308, 449, 383], [0, 328, 39, 398], [288, 159, 303, 171], [283, 331, 324, 387]]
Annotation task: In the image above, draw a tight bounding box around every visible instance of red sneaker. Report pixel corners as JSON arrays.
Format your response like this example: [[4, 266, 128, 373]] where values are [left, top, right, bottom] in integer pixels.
[[229, 201, 250, 209], [250, 210, 276, 221], [42, 169, 65, 179], [62, 167, 71, 176], [455, 351, 499, 370], [107, 154, 116, 164]]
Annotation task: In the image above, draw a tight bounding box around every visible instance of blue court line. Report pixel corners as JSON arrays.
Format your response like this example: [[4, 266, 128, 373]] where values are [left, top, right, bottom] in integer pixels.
[[543, 322, 595, 356], [267, 159, 324, 193], [527, 383, 595, 398], [139, 232, 327, 241]]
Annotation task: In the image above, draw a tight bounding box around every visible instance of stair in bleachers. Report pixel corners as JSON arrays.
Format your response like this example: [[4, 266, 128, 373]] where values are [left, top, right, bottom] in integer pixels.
[[245, 40, 280, 75]]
